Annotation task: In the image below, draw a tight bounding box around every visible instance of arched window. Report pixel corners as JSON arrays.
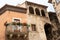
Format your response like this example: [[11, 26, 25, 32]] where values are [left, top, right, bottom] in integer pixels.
[[29, 7, 34, 14], [35, 8, 40, 16], [41, 10, 45, 16]]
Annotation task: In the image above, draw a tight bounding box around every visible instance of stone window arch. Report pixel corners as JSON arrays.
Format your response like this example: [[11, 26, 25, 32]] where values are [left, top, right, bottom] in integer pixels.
[[41, 10, 45, 16], [35, 8, 40, 16], [29, 6, 34, 14]]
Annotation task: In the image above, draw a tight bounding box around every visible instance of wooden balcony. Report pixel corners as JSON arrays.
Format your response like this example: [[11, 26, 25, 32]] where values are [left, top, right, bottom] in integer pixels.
[[6, 25, 28, 34], [6, 29, 27, 36], [4, 22, 29, 40]]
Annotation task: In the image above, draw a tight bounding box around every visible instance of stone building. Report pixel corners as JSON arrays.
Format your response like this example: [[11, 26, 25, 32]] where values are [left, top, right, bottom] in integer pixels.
[[48, 0, 60, 23], [0, 1, 60, 40], [48, 0, 60, 40]]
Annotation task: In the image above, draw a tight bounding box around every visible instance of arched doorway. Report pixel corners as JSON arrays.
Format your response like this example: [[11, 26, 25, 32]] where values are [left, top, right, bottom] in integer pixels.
[[44, 23, 53, 40]]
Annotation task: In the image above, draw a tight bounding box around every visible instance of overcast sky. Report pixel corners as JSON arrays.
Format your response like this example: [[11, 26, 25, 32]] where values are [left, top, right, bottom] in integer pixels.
[[0, 0, 55, 12]]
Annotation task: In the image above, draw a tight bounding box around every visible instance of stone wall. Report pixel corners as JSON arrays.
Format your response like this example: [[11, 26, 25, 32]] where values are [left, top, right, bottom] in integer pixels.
[[27, 14, 51, 40], [28, 32, 40, 40]]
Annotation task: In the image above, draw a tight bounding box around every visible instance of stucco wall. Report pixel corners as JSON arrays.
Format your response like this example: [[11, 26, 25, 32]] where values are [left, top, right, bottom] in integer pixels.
[[0, 10, 27, 40]]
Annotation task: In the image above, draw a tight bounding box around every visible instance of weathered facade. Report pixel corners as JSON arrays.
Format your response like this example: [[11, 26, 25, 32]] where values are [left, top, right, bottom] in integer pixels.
[[48, 0, 60, 40], [0, 1, 59, 40], [48, 0, 60, 23]]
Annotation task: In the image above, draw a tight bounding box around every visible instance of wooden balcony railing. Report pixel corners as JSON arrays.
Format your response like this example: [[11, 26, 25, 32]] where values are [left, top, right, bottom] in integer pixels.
[[4, 22, 30, 40]]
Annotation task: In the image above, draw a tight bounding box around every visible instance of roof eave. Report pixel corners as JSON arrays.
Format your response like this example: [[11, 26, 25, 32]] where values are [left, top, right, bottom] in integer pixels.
[[0, 4, 27, 15], [26, 1, 48, 8]]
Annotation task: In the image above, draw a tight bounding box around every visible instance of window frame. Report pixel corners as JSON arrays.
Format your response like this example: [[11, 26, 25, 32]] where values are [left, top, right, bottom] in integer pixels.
[[31, 24, 36, 31], [35, 8, 40, 16], [12, 18, 21, 22], [29, 6, 34, 14], [41, 10, 46, 16]]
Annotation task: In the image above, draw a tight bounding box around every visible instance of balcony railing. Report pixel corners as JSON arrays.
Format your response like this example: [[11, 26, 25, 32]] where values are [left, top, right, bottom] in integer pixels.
[[4, 22, 30, 40], [6, 25, 28, 35]]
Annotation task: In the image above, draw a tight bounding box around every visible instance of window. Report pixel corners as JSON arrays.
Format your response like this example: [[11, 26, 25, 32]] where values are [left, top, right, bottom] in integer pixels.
[[48, 12, 59, 24], [31, 24, 36, 31], [35, 8, 40, 16], [12, 18, 20, 23], [41, 10, 45, 16], [14, 19, 20, 22], [29, 7, 34, 14]]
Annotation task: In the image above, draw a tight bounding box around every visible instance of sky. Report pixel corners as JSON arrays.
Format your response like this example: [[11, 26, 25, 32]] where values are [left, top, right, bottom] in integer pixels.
[[0, 0, 55, 12]]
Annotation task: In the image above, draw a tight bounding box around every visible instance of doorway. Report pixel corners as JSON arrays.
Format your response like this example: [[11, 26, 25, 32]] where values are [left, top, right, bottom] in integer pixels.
[[44, 23, 53, 40]]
